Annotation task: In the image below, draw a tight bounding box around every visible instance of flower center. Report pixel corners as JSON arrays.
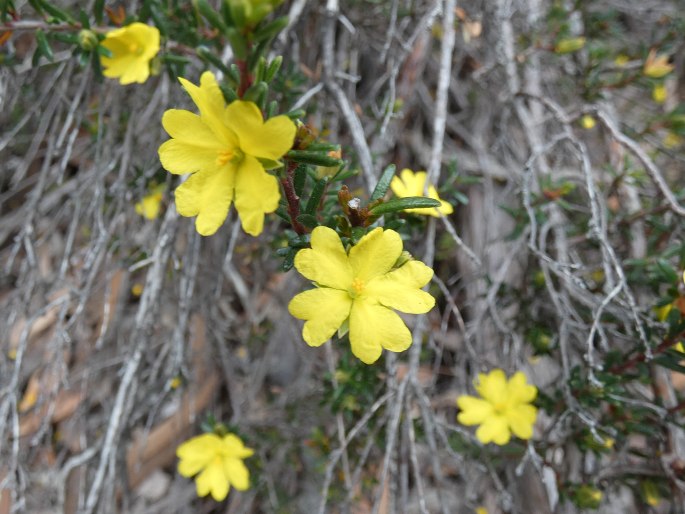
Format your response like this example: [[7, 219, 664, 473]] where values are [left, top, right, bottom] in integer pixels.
[[493, 401, 508, 414], [348, 278, 365, 298], [128, 42, 144, 56], [216, 148, 236, 166]]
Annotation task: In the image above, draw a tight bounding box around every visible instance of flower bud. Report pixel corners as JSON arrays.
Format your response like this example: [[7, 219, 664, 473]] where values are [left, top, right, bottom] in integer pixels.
[[78, 29, 99, 51]]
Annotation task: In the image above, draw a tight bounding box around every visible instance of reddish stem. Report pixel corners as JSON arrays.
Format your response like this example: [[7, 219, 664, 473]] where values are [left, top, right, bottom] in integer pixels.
[[280, 161, 307, 235], [609, 329, 685, 375], [236, 59, 253, 97]]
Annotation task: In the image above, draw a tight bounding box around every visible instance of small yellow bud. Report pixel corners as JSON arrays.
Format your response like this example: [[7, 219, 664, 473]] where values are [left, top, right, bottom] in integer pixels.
[[581, 115, 596, 129], [554, 37, 586, 54], [131, 283, 144, 297], [652, 83, 667, 104], [614, 54, 629, 66], [170, 376, 182, 389], [78, 29, 99, 51]]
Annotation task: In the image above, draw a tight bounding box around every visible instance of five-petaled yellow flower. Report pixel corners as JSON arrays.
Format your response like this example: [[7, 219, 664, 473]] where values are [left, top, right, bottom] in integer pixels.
[[135, 184, 165, 220], [288, 226, 435, 364], [177, 433, 254, 502], [457, 369, 538, 445], [390, 169, 453, 217], [158, 72, 296, 236], [101, 23, 160, 85]]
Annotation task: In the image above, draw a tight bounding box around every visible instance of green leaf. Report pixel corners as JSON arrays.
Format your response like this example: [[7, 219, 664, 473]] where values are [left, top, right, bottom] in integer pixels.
[[78, 9, 90, 28], [280, 248, 296, 271], [34, 29, 54, 63], [36, 0, 74, 22], [305, 177, 328, 215], [368, 196, 440, 216], [195, 0, 228, 32], [369, 164, 395, 202], [242, 81, 268, 109], [265, 56, 282, 82], [296, 213, 319, 229], [293, 164, 307, 196], [252, 15, 288, 43], [653, 355, 685, 374], [656, 258, 679, 283], [196, 46, 230, 74], [287, 150, 342, 167], [266, 100, 278, 119], [275, 205, 290, 223], [257, 157, 283, 170]]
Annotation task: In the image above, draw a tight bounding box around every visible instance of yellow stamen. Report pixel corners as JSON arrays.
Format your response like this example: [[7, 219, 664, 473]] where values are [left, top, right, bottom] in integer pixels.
[[349, 278, 365, 297], [216, 149, 235, 166]]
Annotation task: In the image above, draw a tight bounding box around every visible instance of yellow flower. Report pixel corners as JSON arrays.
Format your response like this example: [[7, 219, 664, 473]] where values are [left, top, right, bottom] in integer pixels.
[[101, 23, 160, 85], [288, 226, 435, 364], [390, 169, 453, 217], [475, 508, 488, 514], [177, 433, 254, 501], [158, 72, 296, 236], [580, 115, 596, 129], [135, 185, 165, 220], [664, 132, 683, 149], [653, 84, 667, 104], [554, 37, 586, 54], [614, 54, 630, 67], [457, 369, 538, 445], [644, 49, 674, 78]]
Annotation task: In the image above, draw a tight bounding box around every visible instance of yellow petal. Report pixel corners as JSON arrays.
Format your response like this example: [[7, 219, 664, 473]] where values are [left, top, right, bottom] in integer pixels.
[[221, 434, 254, 459], [158, 139, 219, 175], [125, 22, 160, 58], [507, 372, 537, 403], [224, 101, 296, 160], [195, 459, 229, 501], [233, 155, 280, 236], [161, 110, 223, 148], [475, 369, 508, 404], [224, 457, 250, 491], [289, 288, 352, 346], [507, 404, 537, 440], [349, 228, 402, 282], [174, 167, 235, 236], [179, 72, 233, 143], [177, 434, 221, 477], [476, 415, 510, 445], [293, 226, 353, 289], [348, 297, 412, 364], [456, 396, 494, 425], [365, 260, 434, 314]]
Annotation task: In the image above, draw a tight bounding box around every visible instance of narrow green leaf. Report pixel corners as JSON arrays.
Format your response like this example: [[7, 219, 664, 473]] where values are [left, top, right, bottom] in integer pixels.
[[242, 81, 268, 109], [296, 213, 319, 229], [195, 0, 227, 32], [275, 205, 290, 223], [196, 45, 230, 74], [37, 0, 74, 22], [370, 164, 396, 202], [368, 196, 440, 216], [305, 177, 328, 214], [285, 109, 305, 120], [266, 100, 278, 119], [264, 56, 282, 82], [252, 15, 288, 43], [281, 248, 296, 271], [254, 56, 266, 83], [293, 164, 307, 196], [656, 259, 679, 283], [287, 150, 342, 167], [35, 29, 54, 62], [78, 9, 90, 28]]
